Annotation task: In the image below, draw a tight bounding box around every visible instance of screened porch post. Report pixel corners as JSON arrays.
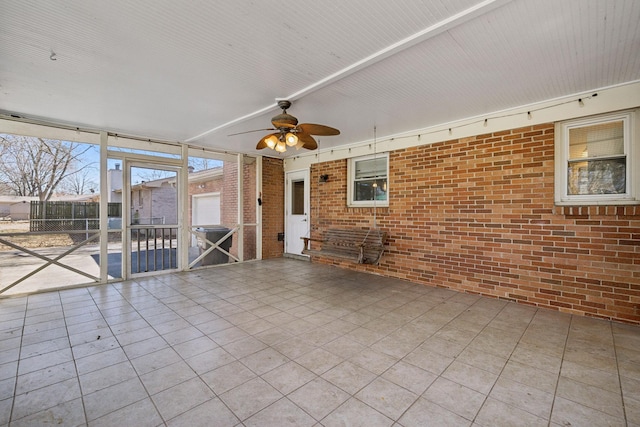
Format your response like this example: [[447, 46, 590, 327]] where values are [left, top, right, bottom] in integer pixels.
[[237, 153, 244, 262], [180, 144, 190, 270], [99, 131, 109, 283]]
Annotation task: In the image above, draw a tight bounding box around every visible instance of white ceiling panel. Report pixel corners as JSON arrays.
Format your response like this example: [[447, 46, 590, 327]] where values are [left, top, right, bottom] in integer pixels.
[[1, 0, 639, 156]]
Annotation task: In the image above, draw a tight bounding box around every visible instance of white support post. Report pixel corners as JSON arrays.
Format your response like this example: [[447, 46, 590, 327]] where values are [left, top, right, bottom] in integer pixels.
[[237, 153, 244, 262], [180, 144, 190, 270], [99, 131, 109, 282]]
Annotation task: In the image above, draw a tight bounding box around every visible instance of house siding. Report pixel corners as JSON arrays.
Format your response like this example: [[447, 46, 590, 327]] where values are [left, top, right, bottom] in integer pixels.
[[308, 123, 640, 324]]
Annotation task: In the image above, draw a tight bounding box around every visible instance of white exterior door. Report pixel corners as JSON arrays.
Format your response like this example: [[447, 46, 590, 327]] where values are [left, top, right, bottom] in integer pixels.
[[285, 169, 309, 256]]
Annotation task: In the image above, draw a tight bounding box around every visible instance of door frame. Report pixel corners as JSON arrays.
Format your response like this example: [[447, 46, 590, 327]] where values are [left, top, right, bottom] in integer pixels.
[[123, 160, 182, 278], [284, 168, 310, 256]]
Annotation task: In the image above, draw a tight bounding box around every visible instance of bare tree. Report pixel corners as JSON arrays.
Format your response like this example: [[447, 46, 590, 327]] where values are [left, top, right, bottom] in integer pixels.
[[0, 134, 94, 200], [189, 157, 222, 172], [59, 168, 98, 195]]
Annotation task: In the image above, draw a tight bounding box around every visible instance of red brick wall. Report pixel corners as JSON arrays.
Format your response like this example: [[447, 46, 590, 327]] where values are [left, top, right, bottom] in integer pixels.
[[262, 157, 284, 258], [243, 160, 257, 260], [309, 124, 640, 323]]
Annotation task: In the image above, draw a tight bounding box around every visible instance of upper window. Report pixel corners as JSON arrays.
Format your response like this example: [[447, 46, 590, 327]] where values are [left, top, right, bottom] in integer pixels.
[[348, 153, 389, 207], [555, 110, 638, 205]]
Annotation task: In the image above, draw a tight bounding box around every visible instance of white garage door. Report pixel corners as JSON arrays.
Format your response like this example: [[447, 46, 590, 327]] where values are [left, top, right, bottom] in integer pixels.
[[193, 192, 221, 227]]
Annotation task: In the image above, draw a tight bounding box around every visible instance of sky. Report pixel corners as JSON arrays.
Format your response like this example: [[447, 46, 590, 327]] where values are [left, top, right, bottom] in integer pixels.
[[1, 134, 222, 196]]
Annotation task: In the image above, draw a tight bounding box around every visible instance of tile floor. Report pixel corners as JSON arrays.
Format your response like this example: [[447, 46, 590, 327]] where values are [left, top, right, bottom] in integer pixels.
[[1, 258, 639, 426]]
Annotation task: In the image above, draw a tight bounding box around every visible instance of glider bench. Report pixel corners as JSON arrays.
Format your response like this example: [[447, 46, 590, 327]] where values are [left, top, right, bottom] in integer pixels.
[[301, 228, 387, 265]]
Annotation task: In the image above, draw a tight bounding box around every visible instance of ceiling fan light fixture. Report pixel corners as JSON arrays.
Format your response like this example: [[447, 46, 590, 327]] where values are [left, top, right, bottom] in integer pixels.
[[275, 140, 287, 152], [285, 132, 298, 146], [265, 134, 278, 149]]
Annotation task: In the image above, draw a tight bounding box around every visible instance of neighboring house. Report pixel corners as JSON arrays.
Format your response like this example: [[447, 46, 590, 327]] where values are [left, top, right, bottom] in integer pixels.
[[106, 163, 123, 203], [0, 196, 31, 220], [0, 194, 97, 221], [130, 178, 178, 225], [109, 165, 226, 227]]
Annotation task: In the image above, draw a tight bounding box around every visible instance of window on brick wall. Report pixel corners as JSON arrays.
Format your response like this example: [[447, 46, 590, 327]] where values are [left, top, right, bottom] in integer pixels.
[[348, 153, 389, 207], [555, 110, 639, 205]]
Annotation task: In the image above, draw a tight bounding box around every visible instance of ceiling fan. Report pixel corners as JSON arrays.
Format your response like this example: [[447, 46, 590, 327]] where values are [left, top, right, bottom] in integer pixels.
[[230, 100, 340, 153]]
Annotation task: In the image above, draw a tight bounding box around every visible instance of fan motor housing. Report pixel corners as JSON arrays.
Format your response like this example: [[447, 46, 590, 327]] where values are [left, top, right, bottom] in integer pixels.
[[271, 113, 298, 128]]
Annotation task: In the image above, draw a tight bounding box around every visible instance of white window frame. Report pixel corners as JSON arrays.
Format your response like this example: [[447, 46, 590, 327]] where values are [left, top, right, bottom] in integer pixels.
[[347, 153, 389, 207], [555, 109, 639, 205]]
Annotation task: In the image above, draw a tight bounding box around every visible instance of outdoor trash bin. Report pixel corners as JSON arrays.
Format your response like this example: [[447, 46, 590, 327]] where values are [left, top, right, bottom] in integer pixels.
[[196, 227, 232, 265]]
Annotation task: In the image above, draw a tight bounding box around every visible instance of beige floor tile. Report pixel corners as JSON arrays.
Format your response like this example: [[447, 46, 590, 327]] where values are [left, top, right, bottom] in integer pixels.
[[509, 344, 563, 374], [355, 377, 418, 420], [560, 359, 620, 392], [262, 361, 317, 395], [403, 345, 454, 375], [322, 360, 377, 394], [399, 396, 471, 427], [151, 377, 215, 421], [220, 377, 283, 421], [475, 397, 547, 427], [209, 325, 250, 346], [223, 335, 269, 359], [381, 360, 437, 395], [323, 336, 368, 359], [140, 360, 197, 395], [442, 360, 498, 395], [171, 335, 219, 359], [184, 346, 235, 375], [122, 335, 170, 359], [166, 397, 239, 427], [131, 347, 182, 375], [499, 360, 558, 394], [551, 396, 626, 427], [161, 325, 205, 346], [456, 346, 507, 375], [16, 347, 73, 376], [288, 377, 350, 420], [322, 397, 393, 427], [0, 361, 17, 382], [201, 360, 257, 395], [556, 376, 624, 418], [245, 397, 316, 427], [1, 259, 640, 426], [241, 347, 290, 375], [75, 347, 128, 376], [10, 398, 85, 427], [79, 360, 137, 395], [296, 347, 344, 375], [349, 348, 399, 376], [90, 397, 163, 427], [83, 377, 148, 421], [489, 377, 553, 419], [15, 360, 76, 395], [272, 336, 317, 359], [422, 377, 485, 421]]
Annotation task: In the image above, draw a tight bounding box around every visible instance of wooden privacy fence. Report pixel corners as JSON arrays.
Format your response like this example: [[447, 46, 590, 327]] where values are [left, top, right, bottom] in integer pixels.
[[30, 201, 122, 232]]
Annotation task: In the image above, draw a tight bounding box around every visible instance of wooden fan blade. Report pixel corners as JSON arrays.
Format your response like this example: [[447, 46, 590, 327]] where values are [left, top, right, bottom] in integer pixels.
[[298, 123, 340, 136], [297, 133, 317, 150], [256, 133, 278, 149], [229, 128, 275, 137]]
